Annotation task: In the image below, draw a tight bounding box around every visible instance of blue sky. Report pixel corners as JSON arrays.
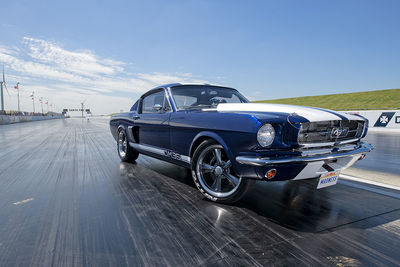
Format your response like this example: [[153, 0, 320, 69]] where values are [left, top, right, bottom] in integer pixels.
[[1, 0, 399, 114]]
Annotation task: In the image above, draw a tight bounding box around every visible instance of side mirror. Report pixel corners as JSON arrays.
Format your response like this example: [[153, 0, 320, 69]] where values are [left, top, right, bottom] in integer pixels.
[[153, 104, 162, 111]]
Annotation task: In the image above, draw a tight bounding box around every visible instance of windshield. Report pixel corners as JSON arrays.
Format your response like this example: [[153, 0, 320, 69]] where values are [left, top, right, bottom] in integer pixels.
[[171, 85, 249, 110]]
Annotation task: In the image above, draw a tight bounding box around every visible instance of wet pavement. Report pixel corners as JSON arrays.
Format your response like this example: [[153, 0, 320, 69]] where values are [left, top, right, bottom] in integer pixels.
[[352, 130, 400, 175], [0, 118, 399, 266]]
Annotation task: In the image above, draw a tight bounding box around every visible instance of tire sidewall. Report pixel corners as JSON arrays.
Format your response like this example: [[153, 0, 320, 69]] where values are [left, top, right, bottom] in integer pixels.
[[191, 139, 252, 203], [117, 128, 139, 162]]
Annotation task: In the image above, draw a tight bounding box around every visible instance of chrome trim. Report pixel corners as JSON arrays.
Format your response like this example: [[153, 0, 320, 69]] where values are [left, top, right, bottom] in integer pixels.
[[339, 138, 360, 145], [299, 138, 359, 148], [336, 144, 358, 152], [300, 148, 334, 156], [299, 142, 335, 148], [129, 142, 191, 164], [299, 144, 358, 156], [236, 142, 373, 166], [181, 155, 191, 164]]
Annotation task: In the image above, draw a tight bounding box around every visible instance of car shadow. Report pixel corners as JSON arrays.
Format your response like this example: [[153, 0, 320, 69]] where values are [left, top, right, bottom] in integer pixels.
[[119, 155, 400, 234]]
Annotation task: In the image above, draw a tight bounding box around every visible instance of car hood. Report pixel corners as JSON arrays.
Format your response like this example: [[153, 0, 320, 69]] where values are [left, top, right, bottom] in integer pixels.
[[216, 103, 361, 122]]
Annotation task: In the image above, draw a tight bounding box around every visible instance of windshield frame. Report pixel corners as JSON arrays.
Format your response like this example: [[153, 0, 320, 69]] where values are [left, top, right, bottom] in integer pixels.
[[169, 85, 250, 110]]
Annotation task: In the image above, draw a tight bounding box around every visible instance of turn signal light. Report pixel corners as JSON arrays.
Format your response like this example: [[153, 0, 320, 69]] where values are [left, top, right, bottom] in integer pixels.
[[265, 169, 277, 179]]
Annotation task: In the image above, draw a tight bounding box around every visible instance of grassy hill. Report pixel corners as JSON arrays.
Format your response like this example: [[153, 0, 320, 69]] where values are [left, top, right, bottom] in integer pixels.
[[253, 88, 400, 110]]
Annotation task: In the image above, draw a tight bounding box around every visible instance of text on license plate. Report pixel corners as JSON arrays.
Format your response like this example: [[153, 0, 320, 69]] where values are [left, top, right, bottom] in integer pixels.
[[317, 171, 340, 189]]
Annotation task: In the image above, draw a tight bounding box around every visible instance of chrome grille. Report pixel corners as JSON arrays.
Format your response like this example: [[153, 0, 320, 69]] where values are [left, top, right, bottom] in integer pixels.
[[298, 120, 365, 145]]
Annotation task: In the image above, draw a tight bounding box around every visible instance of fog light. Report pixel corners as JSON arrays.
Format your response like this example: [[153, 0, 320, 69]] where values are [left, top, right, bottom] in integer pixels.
[[265, 169, 277, 179]]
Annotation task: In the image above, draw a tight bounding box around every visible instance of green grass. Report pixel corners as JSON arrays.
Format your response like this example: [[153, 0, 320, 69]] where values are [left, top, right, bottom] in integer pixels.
[[253, 88, 400, 110]]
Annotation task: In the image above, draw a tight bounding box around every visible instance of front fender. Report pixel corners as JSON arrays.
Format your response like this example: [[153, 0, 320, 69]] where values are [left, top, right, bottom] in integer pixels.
[[189, 131, 245, 175], [190, 131, 232, 160]]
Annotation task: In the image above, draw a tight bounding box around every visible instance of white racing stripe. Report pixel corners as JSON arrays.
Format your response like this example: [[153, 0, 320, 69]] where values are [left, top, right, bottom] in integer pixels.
[[217, 103, 343, 122], [337, 111, 365, 121], [129, 142, 191, 164]]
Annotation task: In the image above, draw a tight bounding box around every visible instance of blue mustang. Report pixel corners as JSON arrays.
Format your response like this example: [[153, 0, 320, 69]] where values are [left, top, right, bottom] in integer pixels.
[[110, 83, 373, 203]]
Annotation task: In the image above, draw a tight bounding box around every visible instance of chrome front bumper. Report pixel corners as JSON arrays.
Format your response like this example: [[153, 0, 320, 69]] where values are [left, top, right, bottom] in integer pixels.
[[236, 142, 373, 166]]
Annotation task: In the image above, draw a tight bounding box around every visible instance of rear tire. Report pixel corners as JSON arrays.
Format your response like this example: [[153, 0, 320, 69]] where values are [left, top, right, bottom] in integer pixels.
[[117, 128, 139, 163], [191, 139, 254, 203]]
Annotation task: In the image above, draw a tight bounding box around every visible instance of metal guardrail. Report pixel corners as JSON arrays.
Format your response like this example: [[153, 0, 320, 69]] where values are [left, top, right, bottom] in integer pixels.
[[0, 110, 62, 116]]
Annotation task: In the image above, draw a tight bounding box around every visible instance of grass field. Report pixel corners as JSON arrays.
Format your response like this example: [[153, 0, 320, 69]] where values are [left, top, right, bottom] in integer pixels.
[[253, 88, 400, 110]]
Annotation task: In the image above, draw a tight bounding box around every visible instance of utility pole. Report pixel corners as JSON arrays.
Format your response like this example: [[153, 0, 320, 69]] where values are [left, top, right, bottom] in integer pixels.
[[30, 91, 35, 113]]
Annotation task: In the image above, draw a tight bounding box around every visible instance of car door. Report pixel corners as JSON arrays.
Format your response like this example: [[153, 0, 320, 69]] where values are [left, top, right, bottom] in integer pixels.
[[134, 89, 172, 149]]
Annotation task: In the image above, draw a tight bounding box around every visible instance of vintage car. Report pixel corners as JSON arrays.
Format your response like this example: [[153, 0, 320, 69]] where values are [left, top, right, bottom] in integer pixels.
[[110, 84, 373, 203]]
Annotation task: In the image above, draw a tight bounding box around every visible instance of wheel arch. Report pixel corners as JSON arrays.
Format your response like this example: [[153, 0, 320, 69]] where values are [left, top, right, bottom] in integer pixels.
[[117, 124, 126, 132], [189, 131, 234, 163]]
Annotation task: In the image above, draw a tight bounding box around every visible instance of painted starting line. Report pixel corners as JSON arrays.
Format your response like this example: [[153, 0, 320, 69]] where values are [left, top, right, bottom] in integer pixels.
[[339, 174, 400, 200]]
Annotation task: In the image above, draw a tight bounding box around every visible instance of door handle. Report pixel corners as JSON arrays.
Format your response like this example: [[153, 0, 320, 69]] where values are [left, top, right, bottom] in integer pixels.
[[133, 116, 140, 120]]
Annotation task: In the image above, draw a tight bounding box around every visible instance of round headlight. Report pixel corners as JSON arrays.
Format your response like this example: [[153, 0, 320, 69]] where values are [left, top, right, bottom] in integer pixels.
[[257, 124, 275, 147]]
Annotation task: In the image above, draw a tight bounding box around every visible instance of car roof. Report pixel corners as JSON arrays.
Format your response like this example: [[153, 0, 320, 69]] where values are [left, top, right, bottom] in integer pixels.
[[153, 83, 238, 90], [142, 83, 237, 98], [156, 83, 211, 89]]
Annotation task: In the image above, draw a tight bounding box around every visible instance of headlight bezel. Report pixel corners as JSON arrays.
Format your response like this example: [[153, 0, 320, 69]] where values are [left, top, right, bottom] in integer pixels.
[[257, 123, 276, 147]]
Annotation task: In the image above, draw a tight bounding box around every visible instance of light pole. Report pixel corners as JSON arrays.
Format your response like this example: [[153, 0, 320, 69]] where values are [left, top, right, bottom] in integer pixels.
[[81, 98, 87, 118], [30, 91, 35, 113]]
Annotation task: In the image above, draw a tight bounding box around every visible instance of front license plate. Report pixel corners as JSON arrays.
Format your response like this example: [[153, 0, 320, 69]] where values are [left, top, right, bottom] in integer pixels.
[[317, 171, 340, 189]]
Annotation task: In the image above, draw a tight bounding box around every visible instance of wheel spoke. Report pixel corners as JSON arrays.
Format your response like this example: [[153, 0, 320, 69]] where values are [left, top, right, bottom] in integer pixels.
[[224, 173, 239, 186], [201, 163, 214, 173], [213, 148, 222, 164], [211, 175, 222, 192], [223, 160, 231, 169]]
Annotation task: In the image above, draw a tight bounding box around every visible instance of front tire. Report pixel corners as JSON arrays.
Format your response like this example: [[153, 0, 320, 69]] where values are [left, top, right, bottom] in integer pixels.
[[191, 139, 254, 203], [117, 128, 139, 163]]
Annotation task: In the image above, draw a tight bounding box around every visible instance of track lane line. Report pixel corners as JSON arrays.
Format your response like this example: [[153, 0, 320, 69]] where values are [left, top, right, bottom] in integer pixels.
[[339, 174, 400, 199], [340, 174, 400, 191]]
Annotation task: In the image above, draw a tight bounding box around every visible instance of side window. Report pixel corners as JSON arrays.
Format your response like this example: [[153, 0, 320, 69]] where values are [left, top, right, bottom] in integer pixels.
[[141, 91, 170, 114], [130, 100, 139, 112]]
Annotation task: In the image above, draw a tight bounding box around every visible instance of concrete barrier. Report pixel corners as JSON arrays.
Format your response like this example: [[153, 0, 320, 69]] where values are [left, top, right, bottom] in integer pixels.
[[0, 115, 64, 125], [345, 110, 400, 129]]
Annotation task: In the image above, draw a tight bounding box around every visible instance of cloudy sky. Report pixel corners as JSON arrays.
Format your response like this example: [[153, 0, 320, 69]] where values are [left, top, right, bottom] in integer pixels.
[[1, 0, 400, 114]]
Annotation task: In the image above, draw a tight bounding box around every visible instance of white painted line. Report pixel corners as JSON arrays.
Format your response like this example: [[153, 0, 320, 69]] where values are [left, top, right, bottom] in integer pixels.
[[340, 174, 400, 191], [339, 174, 400, 199], [339, 180, 400, 199], [13, 198, 34, 205]]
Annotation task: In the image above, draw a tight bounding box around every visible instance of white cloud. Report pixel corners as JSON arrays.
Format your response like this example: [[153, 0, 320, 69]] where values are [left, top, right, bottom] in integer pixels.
[[0, 37, 209, 114]]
